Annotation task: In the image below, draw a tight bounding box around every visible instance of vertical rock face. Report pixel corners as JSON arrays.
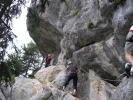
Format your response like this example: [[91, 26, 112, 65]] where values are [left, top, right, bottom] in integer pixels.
[[110, 78, 133, 100], [25, 0, 133, 100], [27, 0, 133, 78]]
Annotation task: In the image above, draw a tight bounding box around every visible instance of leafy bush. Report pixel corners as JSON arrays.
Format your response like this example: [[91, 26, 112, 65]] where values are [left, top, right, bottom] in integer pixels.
[[109, 0, 126, 6], [87, 21, 94, 29], [71, 9, 80, 16]]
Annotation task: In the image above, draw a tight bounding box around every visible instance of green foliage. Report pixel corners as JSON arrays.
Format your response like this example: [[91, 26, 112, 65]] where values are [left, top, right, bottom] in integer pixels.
[[114, 0, 126, 5], [21, 42, 43, 77], [0, 0, 26, 85], [0, 62, 12, 83], [71, 9, 80, 16], [0, 42, 44, 84], [87, 21, 94, 29], [109, 0, 126, 7], [6, 50, 23, 76], [0, 0, 26, 62]]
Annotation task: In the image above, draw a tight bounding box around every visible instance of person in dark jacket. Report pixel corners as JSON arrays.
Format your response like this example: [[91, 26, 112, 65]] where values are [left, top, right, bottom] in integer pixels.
[[62, 60, 79, 96], [125, 25, 133, 77]]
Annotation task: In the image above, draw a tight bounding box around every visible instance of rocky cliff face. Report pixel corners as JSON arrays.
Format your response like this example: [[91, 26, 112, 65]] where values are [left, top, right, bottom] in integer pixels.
[[26, 0, 133, 100], [27, 0, 133, 80], [1, 0, 132, 100]]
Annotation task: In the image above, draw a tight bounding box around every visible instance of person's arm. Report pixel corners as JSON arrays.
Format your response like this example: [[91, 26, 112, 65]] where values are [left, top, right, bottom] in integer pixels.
[[125, 30, 133, 63], [126, 33, 133, 42], [76, 69, 80, 74], [75, 67, 80, 74], [125, 52, 133, 64]]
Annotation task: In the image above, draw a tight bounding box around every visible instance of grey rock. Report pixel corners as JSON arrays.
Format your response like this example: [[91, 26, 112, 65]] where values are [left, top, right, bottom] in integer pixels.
[[29, 86, 52, 100], [27, 0, 133, 80], [26, 0, 133, 99], [0, 83, 12, 100], [111, 77, 133, 100], [35, 65, 65, 84], [11, 77, 51, 100], [78, 70, 116, 100]]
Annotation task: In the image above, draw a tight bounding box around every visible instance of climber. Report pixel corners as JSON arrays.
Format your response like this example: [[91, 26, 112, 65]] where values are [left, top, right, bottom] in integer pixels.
[[45, 54, 54, 68], [125, 25, 133, 77], [62, 60, 80, 96]]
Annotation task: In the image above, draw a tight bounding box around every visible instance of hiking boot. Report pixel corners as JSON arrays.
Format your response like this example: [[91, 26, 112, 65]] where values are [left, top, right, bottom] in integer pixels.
[[71, 89, 77, 97], [125, 63, 132, 77], [70, 91, 76, 96]]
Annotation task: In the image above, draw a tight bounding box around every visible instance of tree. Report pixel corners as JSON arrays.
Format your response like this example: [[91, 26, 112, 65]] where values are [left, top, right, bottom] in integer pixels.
[[5, 42, 44, 78], [21, 42, 44, 77], [0, 0, 26, 84], [0, 0, 26, 61]]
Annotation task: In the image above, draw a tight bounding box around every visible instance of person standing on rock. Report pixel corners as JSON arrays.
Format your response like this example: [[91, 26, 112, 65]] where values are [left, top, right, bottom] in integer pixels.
[[125, 25, 133, 77], [45, 54, 54, 68], [62, 60, 80, 96]]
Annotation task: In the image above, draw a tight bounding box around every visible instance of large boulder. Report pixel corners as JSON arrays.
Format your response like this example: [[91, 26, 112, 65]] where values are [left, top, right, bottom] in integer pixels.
[[11, 77, 52, 100], [35, 65, 65, 84]]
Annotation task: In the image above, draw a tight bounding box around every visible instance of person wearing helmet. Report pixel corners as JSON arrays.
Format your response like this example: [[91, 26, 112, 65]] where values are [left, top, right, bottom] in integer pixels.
[[62, 60, 79, 96], [125, 25, 133, 77]]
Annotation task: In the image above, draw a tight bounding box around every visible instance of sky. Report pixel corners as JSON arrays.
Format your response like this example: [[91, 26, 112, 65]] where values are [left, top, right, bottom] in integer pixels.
[[12, 1, 33, 49]]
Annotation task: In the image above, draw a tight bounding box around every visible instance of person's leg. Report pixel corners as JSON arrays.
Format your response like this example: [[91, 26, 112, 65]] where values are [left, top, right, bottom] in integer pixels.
[[63, 75, 72, 90], [125, 63, 132, 77], [45, 63, 50, 68], [45, 63, 48, 68], [72, 76, 78, 95]]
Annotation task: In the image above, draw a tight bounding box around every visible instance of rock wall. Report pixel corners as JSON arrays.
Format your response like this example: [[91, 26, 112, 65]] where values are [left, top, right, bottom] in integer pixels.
[[27, 0, 133, 79], [22, 0, 133, 100]]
